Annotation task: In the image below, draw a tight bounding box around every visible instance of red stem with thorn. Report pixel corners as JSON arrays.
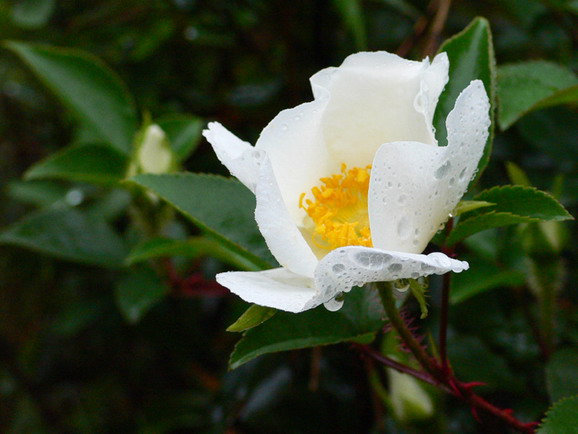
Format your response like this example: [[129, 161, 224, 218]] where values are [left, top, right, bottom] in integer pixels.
[[371, 282, 537, 433]]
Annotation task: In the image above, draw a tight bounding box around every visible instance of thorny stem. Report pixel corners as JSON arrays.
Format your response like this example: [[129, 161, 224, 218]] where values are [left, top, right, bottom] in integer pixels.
[[353, 343, 447, 391], [371, 282, 537, 433], [439, 272, 451, 373], [376, 282, 439, 378], [439, 217, 454, 373]]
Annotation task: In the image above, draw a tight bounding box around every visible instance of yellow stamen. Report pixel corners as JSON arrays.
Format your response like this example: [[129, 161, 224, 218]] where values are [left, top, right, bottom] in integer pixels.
[[300, 164, 372, 251]]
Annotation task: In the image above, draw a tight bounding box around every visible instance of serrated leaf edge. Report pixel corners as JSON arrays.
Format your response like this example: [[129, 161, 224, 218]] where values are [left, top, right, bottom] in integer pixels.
[[538, 394, 578, 432]]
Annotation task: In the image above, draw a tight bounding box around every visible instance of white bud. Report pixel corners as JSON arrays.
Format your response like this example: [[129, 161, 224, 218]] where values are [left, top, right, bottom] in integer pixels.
[[388, 368, 434, 422], [137, 124, 173, 174]]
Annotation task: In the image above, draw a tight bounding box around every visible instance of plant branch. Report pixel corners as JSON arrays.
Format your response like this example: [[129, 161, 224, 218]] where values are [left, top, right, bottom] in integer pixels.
[[354, 343, 446, 391], [376, 282, 440, 378], [373, 281, 537, 433], [439, 217, 455, 372], [422, 0, 452, 57]]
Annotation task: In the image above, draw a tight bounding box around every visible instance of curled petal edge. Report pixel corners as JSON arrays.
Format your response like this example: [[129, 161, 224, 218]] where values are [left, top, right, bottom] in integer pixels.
[[314, 246, 468, 310], [254, 155, 319, 278], [202, 122, 262, 193], [216, 268, 320, 313]]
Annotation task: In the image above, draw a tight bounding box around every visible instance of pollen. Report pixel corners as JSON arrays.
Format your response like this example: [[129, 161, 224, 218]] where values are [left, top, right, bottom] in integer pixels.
[[300, 164, 373, 251]]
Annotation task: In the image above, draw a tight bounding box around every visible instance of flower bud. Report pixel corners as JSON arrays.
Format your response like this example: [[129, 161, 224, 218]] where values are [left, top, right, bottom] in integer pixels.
[[137, 124, 173, 174], [388, 368, 434, 422]]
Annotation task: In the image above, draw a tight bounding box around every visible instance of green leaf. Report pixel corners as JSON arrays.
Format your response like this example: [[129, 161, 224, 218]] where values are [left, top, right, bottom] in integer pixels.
[[452, 200, 494, 216], [115, 267, 168, 324], [5, 42, 138, 154], [11, 0, 55, 29], [0, 208, 128, 267], [498, 61, 578, 130], [546, 348, 578, 403], [128, 173, 275, 269], [434, 17, 496, 179], [538, 396, 578, 434], [157, 116, 204, 162], [126, 236, 261, 271], [333, 0, 367, 50], [24, 144, 128, 186], [473, 185, 573, 221], [447, 185, 573, 245], [6, 180, 70, 207], [229, 286, 385, 369], [451, 256, 525, 304], [126, 237, 212, 265], [227, 305, 277, 333], [447, 212, 536, 246]]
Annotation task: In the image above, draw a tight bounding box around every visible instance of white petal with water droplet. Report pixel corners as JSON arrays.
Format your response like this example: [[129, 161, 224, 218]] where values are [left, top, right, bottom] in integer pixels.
[[368, 80, 490, 253], [318, 51, 448, 169], [314, 246, 468, 303]]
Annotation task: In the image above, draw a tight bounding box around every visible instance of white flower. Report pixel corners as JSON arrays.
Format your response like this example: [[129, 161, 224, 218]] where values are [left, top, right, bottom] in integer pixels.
[[203, 51, 490, 313]]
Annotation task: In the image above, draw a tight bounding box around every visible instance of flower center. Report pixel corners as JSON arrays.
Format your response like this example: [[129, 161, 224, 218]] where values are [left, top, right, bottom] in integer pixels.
[[299, 163, 372, 251]]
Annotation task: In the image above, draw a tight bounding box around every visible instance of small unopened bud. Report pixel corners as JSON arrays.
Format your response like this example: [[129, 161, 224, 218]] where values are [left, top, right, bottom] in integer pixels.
[[137, 124, 173, 174], [388, 368, 434, 422]]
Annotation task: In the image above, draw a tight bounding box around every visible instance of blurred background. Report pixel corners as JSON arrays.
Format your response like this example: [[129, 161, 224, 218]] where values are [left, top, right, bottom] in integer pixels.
[[0, 0, 577, 432]]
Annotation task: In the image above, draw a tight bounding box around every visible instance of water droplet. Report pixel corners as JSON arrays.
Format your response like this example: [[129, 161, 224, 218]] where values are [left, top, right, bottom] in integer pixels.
[[397, 194, 407, 205], [397, 216, 411, 239], [393, 279, 410, 292], [434, 160, 452, 179], [332, 263, 345, 274], [388, 263, 402, 272], [420, 263, 434, 272], [281, 123, 288, 131], [459, 167, 467, 181], [449, 177, 456, 187]]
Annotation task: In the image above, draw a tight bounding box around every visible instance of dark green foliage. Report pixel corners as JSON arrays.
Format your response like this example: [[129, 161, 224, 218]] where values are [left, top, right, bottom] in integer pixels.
[[0, 1, 577, 433]]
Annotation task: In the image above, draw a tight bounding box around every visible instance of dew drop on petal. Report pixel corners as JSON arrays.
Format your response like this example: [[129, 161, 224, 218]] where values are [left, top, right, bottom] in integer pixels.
[[397, 216, 410, 239], [459, 166, 468, 181], [393, 279, 410, 292], [434, 160, 452, 179], [332, 263, 345, 274]]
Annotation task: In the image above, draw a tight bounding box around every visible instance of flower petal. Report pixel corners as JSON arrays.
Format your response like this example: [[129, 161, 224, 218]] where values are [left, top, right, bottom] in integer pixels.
[[217, 268, 321, 313], [314, 246, 468, 303], [319, 51, 448, 169], [368, 80, 490, 252], [254, 155, 319, 277], [255, 98, 331, 224], [203, 122, 262, 193]]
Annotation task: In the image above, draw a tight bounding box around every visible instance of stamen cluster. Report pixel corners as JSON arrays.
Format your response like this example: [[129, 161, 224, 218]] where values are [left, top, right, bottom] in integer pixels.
[[300, 164, 373, 250]]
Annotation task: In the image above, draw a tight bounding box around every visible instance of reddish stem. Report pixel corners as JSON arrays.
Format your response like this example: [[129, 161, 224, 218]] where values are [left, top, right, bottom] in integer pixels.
[[162, 259, 229, 298], [374, 282, 537, 433], [439, 217, 455, 373]]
